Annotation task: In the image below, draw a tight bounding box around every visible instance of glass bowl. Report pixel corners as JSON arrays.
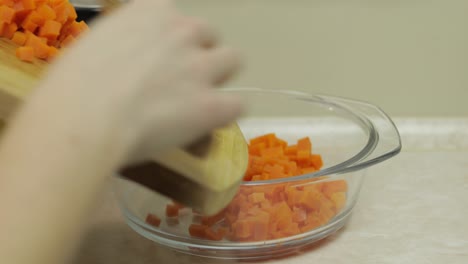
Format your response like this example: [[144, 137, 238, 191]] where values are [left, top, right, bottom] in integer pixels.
[[113, 88, 401, 260]]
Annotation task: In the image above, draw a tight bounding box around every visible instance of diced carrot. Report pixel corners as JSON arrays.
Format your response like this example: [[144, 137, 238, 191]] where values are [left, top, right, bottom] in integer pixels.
[[0, 23, 6, 37], [58, 19, 71, 36], [275, 201, 292, 219], [33, 42, 49, 59], [322, 180, 348, 198], [252, 217, 269, 241], [248, 142, 266, 156], [300, 215, 322, 232], [28, 11, 45, 26], [292, 207, 307, 223], [224, 212, 236, 225], [217, 227, 228, 238], [46, 45, 59, 62], [310, 154, 323, 169], [266, 221, 277, 239], [297, 137, 312, 152], [2, 23, 17, 39], [250, 133, 273, 146], [48, 0, 65, 7], [24, 33, 48, 58], [204, 227, 224, 241], [15, 46, 34, 62], [11, 31, 27, 45], [59, 34, 74, 47], [285, 161, 298, 175], [2, 0, 90, 63], [284, 145, 297, 155], [275, 138, 288, 149], [22, 0, 36, 10], [0, 0, 14, 8], [298, 188, 323, 211], [46, 34, 56, 45], [260, 146, 284, 158], [263, 163, 285, 179], [234, 219, 252, 239], [330, 192, 346, 212], [150, 133, 346, 242], [14, 2, 31, 25], [165, 204, 179, 217], [297, 149, 310, 161], [285, 188, 304, 208], [145, 213, 161, 227], [303, 182, 323, 193], [53, 2, 69, 23], [21, 12, 40, 32], [248, 192, 266, 204], [38, 19, 61, 38], [188, 224, 207, 239], [281, 222, 300, 237], [22, 19, 37, 32], [200, 210, 225, 226], [318, 200, 336, 223], [36, 4, 56, 20], [251, 175, 263, 181], [66, 2, 77, 21], [0, 6, 15, 24], [276, 215, 291, 231]]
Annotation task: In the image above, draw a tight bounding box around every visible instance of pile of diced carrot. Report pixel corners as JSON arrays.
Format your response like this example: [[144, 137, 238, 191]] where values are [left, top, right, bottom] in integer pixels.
[[0, 0, 89, 62], [145, 133, 348, 242], [245, 133, 323, 180]]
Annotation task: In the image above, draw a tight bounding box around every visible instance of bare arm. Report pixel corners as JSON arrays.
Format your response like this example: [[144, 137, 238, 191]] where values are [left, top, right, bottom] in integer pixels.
[[0, 81, 130, 263], [0, 1, 242, 263]]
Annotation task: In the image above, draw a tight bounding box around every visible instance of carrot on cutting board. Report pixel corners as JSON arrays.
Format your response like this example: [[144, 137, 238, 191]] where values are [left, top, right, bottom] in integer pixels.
[[0, 5, 15, 23], [15, 46, 34, 62], [38, 20, 61, 38], [2, 22, 17, 39], [11, 31, 27, 45], [0, 0, 90, 62]]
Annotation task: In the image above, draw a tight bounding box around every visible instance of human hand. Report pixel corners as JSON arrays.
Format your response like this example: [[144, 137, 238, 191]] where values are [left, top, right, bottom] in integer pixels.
[[40, 0, 243, 163]]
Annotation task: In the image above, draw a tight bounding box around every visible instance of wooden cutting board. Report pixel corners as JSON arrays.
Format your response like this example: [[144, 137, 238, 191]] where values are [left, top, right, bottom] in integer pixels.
[[0, 38, 46, 120], [0, 38, 249, 215]]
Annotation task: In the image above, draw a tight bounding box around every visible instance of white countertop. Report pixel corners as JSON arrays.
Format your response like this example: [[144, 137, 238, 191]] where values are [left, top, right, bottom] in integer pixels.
[[74, 118, 468, 264]]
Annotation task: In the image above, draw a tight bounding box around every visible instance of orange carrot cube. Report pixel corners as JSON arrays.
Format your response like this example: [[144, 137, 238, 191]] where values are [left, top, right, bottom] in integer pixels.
[[0, 6, 15, 24], [15, 46, 34, 62], [145, 213, 161, 227], [11, 31, 27, 46]]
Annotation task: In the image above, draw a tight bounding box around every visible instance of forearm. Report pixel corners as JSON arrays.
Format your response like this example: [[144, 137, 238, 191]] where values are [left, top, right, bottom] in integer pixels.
[[0, 79, 129, 263]]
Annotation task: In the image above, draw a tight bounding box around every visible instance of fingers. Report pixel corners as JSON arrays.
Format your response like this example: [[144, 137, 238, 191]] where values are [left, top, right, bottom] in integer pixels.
[[183, 17, 219, 48], [190, 47, 242, 87], [204, 47, 243, 85], [143, 92, 243, 154], [192, 92, 244, 131], [172, 15, 219, 49]]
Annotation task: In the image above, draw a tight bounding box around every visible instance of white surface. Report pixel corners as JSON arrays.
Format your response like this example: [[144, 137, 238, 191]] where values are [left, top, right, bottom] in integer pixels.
[[75, 118, 468, 264], [268, 152, 468, 263]]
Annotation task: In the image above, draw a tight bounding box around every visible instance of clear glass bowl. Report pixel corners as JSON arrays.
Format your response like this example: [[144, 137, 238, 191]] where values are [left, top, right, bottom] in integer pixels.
[[113, 88, 402, 260]]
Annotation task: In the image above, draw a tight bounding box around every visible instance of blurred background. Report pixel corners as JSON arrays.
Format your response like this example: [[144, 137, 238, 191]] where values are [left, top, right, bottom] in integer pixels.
[[79, 0, 468, 117]]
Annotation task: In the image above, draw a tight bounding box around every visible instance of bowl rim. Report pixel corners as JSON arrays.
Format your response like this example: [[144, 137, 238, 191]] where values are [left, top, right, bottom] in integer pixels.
[[220, 87, 393, 186]]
